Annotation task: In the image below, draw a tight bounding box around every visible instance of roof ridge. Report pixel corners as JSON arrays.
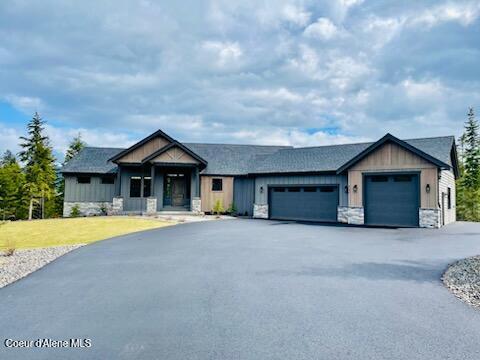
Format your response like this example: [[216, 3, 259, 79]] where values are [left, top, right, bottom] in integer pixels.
[[184, 142, 292, 148], [83, 146, 126, 150]]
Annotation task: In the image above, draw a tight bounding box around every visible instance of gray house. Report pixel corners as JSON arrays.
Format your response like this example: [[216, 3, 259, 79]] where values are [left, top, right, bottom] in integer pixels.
[[61, 129, 459, 228]]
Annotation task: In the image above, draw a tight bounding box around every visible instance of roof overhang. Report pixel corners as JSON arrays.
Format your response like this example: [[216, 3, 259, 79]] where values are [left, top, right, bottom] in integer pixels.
[[336, 133, 452, 174]]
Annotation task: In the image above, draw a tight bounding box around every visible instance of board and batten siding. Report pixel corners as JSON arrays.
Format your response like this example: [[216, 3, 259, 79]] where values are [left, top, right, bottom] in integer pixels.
[[439, 169, 456, 224], [347, 142, 438, 209], [201, 176, 234, 212], [254, 174, 348, 206], [64, 175, 116, 202], [233, 177, 255, 216], [117, 136, 170, 163]]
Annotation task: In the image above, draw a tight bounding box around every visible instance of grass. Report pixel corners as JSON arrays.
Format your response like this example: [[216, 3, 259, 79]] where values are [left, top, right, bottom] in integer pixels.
[[0, 217, 174, 250]]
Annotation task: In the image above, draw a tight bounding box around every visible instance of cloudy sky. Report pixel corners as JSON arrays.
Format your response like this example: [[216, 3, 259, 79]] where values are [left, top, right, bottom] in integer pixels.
[[1, 0, 479, 159]]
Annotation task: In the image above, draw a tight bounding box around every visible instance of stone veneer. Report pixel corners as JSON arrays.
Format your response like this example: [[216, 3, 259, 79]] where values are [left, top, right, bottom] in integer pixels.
[[253, 204, 269, 219], [419, 208, 441, 228], [63, 202, 112, 217], [111, 197, 124, 215], [337, 206, 364, 225], [146, 197, 157, 214], [191, 197, 202, 214]]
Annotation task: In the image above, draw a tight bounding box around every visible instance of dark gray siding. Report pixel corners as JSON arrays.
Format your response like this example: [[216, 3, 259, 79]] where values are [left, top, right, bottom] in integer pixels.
[[64, 175, 115, 202], [120, 167, 149, 212], [254, 174, 348, 206], [234, 177, 255, 216]]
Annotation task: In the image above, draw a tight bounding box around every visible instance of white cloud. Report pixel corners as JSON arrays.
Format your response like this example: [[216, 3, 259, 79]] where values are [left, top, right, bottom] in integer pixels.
[[4, 95, 45, 114], [201, 41, 243, 67], [304, 18, 339, 40], [0, 124, 21, 155], [282, 4, 311, 26], [249, 87, 302, 103], [410, 2, 480, 27], [231, 127, 369, 147]]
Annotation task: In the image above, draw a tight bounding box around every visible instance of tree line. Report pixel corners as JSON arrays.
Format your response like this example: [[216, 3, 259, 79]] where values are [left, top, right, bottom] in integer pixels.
[[0, 110, 479, 221], [0, 112, 84, 220]]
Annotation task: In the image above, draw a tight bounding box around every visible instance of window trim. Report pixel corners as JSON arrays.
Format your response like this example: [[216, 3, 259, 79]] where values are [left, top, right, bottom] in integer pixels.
[[212, 178, 223, 192]]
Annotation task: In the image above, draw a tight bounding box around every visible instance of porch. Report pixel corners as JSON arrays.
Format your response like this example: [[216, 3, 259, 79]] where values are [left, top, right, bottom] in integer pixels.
[[114, 164, 201, 214]]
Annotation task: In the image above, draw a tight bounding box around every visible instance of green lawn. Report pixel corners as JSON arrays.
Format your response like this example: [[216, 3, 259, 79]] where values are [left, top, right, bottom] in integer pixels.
[[0, 217, 174, 250]]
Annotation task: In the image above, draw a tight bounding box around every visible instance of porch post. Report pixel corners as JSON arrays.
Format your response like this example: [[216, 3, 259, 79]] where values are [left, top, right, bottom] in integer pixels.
[[195, 167, 200, 197], [115, 166, 122, 196], [150, 165, 155, 196]]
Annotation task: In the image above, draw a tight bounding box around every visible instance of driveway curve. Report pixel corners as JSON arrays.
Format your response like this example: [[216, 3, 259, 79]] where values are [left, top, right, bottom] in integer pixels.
[[1, 219, 480, 360]]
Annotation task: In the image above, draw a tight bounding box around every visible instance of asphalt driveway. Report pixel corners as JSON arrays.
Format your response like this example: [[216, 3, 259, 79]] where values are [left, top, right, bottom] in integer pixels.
[[1, 220, 480, 360]]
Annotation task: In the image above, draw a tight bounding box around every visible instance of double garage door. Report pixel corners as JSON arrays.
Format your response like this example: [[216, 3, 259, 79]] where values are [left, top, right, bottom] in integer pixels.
[[269, 185, 338, 222]]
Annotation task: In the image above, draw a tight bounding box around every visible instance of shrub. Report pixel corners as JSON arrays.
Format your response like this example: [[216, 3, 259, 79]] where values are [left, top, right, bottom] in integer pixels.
[[100, 203, 108, 216], [227, 203, 237, 215], [212, 200, 224, 215], [70, 204, 81, 218]]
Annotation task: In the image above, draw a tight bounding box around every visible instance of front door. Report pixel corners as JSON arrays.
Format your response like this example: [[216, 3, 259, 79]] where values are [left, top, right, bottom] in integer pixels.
[[172, 177, 186, 206]]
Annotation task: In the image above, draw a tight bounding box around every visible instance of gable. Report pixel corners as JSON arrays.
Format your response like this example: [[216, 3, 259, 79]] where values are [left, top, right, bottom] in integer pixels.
[[150, 146, 200, 164], [350, 142, 436, 171], [117, 136, 170, 163]]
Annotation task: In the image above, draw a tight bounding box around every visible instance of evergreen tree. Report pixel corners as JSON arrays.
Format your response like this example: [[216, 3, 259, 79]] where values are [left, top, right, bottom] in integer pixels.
[[0, 152, 27, 220], [55, 134, 86, 216], [1, 150, 16, 166], [64, 133, 86, 164], [462, 107, 480, 189], [456, 107, 480, 221], [19, 112, 57, 219]]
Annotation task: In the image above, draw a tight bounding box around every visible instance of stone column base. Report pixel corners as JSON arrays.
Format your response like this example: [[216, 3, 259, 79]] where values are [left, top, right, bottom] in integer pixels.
[[146, 197, 157, 215], [111, 197, 124, 215], [337, 206, 364, 225], [191, 197, 202, 214], [419, 208, 441, 228], [253, 204, 269, 219]]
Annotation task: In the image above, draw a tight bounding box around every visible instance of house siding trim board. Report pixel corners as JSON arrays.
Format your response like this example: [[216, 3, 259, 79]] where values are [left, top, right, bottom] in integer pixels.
[[61, 129, 458, 228]]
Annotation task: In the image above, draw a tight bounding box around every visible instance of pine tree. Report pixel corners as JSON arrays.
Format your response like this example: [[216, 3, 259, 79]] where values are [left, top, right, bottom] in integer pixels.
[[462, 107, 480, 189], [55, 134, 86, 216], [456, 107, 480, 221], [19, 112, 57, 220], [1, 150, 16, 166], [0, 152, 27, 220], [64, 133, 86, 164]]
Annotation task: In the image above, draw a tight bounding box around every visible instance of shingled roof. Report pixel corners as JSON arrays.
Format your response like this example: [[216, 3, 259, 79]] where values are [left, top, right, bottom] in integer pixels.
[[252, 135, 456, 174], [61, 135, 456, 176]]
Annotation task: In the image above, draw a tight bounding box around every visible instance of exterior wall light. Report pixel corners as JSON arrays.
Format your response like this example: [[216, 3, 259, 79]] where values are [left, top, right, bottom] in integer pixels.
[[426, 184, 430, 193], [260, 186, 264, 193], [344, 185, 349, 193], [353, 185, 358, 193]]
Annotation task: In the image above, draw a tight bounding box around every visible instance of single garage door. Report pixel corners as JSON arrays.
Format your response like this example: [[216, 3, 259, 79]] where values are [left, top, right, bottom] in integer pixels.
[[269, 185, 338, 222], [364, 174, 419, 227]]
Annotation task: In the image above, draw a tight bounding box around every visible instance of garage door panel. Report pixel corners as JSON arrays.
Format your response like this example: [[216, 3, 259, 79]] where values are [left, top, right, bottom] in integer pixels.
[[269, 186, 338, 222], [365, 174, 419, 227]]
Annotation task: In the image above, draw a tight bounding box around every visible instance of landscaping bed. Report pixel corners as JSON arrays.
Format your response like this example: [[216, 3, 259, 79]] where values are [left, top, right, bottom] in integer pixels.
[[0, 245, 83, 288], [443, 255, 480, 308]]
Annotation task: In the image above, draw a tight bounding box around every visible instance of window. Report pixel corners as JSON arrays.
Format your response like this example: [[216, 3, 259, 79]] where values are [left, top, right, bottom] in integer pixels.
[[130, 177, 142, 198], [320, 186, 335, 192], [371, 175, 388, 182], [287, 187, 300, 192], [77, 176, 91, 184], [447, 187, 452, 209], [212, 178, 223, 191], [273, 187, 285, 192], [101, 176, 115, 184], [303, 187, 317, 192], [394, 175, 412, 182], [143, 177, 152, 198]]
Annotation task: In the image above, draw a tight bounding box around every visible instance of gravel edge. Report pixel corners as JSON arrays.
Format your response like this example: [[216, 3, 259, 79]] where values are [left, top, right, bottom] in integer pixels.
[[0, 245, 84, 289], [442, 255, 480, 308]]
